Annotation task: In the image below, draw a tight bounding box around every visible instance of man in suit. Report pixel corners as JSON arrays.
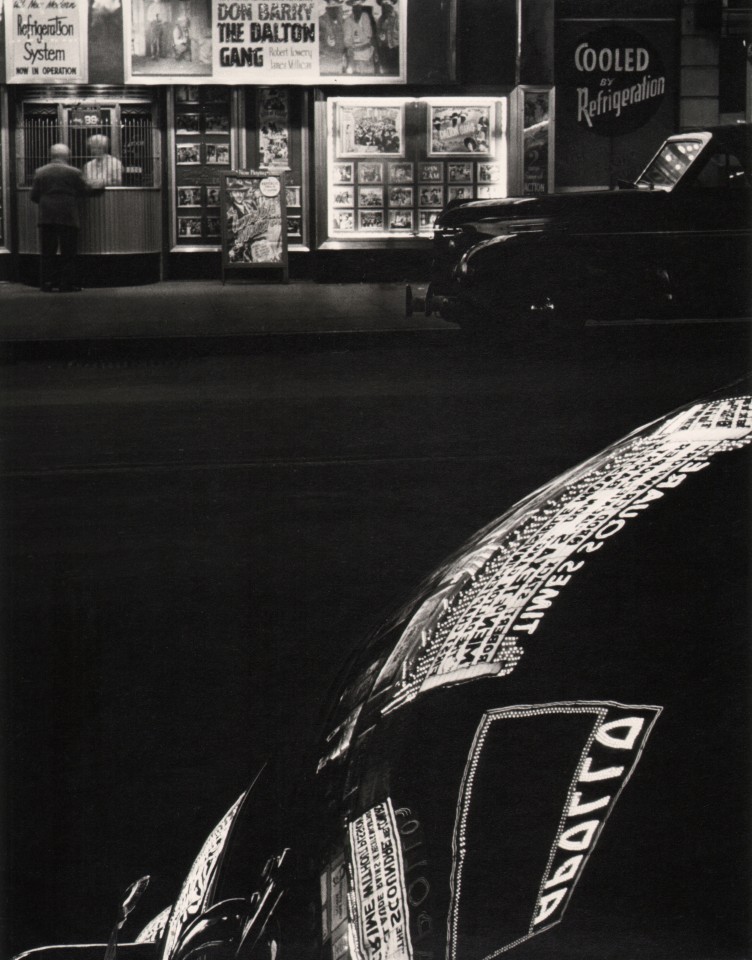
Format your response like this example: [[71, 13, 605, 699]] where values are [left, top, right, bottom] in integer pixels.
[[30, 143, 91, 292]]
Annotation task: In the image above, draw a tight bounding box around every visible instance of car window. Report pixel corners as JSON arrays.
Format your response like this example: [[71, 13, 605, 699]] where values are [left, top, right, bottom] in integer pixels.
[[688, 148, 748, 190], [636, 138, 705, 189]]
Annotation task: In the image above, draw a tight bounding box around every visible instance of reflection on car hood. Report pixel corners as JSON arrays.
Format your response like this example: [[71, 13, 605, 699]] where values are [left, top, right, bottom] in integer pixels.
[[301, 383, 752, 960], [318, 387, 752, 766], [161, 383, 751, 960]]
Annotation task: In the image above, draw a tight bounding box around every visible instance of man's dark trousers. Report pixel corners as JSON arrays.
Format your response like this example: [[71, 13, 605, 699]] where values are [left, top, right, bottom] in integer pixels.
[[39, 224, 79, 291]]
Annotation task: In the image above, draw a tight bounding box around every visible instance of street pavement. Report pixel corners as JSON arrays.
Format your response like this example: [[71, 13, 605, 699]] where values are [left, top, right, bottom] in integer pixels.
[[0, 280, 452, 344]]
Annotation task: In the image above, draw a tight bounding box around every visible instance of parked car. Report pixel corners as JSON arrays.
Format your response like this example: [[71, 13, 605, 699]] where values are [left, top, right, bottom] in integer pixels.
[[12, 384, 751, 960], [416, 124, 751, 333]]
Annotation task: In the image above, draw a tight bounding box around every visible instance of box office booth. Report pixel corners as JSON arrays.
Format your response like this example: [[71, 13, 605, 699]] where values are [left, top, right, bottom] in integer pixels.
[[11, 87, 163, 285]]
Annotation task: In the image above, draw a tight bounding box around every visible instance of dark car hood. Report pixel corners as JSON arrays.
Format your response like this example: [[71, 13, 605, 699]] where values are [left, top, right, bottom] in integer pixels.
[[117, 384, 752, 960], [435, 186, 666, 232], [301, 382, 752, 960]]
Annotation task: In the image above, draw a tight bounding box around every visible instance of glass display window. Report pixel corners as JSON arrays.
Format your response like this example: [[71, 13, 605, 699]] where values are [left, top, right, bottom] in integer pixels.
[[244, 88, 310, 251], [322, 96, 507, 242], [0, 90, 7, 249], [170, 85, 234, 249]]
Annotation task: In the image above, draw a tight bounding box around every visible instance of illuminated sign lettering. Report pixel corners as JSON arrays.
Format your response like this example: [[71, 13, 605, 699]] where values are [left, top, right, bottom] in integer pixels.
[[161, 791, 247, 960], [564, 24, 667, 136], [449, 702, 661, 957], [376, 397, 752, 713], [348, 800, 414, 960]]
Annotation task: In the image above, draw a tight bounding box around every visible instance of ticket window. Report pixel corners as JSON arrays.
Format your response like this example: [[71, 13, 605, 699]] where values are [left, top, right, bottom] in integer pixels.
[[18, 99, 159, 188]]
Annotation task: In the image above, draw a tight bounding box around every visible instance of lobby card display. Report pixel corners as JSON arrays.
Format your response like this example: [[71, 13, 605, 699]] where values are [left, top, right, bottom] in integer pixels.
[[335, 101, 404, 157], [172, 86, 232, 247], [325, 97, 506, 240], [427, 99, 497, 156], [221, 170, 288, 276], [247, 88, 308, 248], [522, 88, 552, 195], [258, 86, 290, 169], [0, 106, 4, 247]]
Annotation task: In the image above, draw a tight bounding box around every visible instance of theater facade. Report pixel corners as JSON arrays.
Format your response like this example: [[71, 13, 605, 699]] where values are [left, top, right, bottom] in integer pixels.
[[0, 0, 748, 284]]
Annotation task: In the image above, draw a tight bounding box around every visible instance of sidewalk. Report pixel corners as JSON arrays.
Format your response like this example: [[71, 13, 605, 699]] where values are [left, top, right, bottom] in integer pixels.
[[0, 280, 452, 345]]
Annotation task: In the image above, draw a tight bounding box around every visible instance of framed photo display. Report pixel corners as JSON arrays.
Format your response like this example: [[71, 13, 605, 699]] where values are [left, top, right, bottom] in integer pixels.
[[419, 185, 444, 207], [332, 210, 355, 231], [336, 102, 405, 157], [358, 210, 385, 231], [177, 186, 201, 207], [206, 143, 230, 164], [428, 101, 495, 157], [419, 210, 440, 231], [332, 163, 354, 184], [447, 162, 473, 183], [389, 210, 413, 231], [176, 114, 200, 134], [358, 186, 383, 208], [333, 186, 355, 207], [388, 186, 413, 207], [177, 143, 200, 164], [178, 217, 202, 238], [205, 114, 230, 134], [358, 162, 383, 184], [388, 162, 413, 183]]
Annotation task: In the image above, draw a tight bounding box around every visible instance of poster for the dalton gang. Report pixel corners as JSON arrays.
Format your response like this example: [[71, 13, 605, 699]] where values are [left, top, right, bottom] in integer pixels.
[[125, 0, 406, 84], [4, 0, 89, 82]]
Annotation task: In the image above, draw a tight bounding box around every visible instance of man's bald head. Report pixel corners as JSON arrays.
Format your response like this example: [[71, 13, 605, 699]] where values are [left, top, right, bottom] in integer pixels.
[[50, 143, 71, 163]]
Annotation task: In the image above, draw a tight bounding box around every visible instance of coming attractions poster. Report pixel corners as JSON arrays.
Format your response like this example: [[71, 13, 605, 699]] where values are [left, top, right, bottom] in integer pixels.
[[124, 0, 406, 84]]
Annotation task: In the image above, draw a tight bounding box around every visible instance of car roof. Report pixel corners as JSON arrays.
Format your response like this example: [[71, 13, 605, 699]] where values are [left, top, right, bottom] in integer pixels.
[[675, 123, 750, 149]]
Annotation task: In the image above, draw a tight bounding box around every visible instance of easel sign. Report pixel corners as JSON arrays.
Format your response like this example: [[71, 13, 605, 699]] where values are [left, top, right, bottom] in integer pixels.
[[221, 170, 289, 282]]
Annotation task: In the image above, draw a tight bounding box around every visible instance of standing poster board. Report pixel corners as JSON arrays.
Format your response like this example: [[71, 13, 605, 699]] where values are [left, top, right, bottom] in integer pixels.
[[221, 169, 288, 282]]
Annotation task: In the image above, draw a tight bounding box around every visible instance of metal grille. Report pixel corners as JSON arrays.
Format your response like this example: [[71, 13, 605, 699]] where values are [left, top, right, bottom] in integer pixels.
[[19, 110, 159, 187]]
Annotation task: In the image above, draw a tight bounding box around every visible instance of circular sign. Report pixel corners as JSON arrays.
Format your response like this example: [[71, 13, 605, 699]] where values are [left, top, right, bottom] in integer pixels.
[[259, 176, 281, 198], [563, 25, 666, 136]]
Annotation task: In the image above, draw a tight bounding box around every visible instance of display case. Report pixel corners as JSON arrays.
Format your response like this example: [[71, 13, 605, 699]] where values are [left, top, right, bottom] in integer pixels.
[[317, 95, 507, 247], [0, 88, 8, 254], [169, 85, 238, 250], [508, 86, 555, 196], [244, 87, 310, 251]]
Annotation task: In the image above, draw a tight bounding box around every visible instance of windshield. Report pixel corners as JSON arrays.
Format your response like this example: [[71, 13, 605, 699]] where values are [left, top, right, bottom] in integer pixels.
[[635, 136, 708, 190]]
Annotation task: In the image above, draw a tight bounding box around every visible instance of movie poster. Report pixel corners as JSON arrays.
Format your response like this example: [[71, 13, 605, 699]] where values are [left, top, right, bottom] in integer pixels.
[[124, 0, 406, 84], [222, 171, 287, 266]]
